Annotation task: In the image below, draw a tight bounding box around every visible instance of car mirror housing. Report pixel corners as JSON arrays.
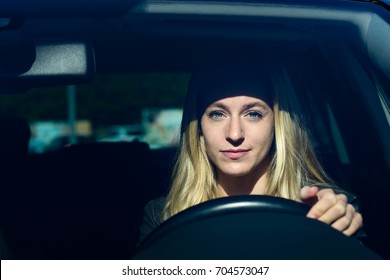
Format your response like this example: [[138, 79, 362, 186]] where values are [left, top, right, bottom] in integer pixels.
[[0, 40, 95, 94]]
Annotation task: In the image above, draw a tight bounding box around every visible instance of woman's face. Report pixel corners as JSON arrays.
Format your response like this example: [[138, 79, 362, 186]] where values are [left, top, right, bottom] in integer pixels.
[[201, 95, 274, 179]]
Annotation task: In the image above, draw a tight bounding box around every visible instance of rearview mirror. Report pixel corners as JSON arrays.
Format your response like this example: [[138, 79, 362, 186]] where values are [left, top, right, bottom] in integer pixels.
[[0, 40, 95, 94]]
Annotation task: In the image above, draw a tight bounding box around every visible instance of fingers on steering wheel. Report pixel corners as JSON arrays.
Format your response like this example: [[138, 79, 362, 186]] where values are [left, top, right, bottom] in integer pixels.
[[342, 209, 363, 237], [313, 193, 348, 223], [330, 203, 355, 232], [320, 194, 348, 223]]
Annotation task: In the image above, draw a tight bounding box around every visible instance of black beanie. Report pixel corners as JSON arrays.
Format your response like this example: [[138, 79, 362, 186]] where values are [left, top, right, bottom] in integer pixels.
[[189, 59, 274, 120]]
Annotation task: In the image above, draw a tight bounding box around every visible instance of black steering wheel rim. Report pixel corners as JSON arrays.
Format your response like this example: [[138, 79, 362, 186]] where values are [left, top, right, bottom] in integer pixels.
[[134, 195, 380, 260], [140, 195, 310, 246]]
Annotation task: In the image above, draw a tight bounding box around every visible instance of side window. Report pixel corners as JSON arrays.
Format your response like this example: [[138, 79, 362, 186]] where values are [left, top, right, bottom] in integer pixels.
[[289, 48, 388, 191], [285, 46, 390, 258], [372, 63, 390, 127], [325, 103, 350, 165]]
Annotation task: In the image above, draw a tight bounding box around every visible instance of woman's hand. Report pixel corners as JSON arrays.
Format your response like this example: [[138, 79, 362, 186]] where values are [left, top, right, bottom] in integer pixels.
[[299, 186, 363, 236]]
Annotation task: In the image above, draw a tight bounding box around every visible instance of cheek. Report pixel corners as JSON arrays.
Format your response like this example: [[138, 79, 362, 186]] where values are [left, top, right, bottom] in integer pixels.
[[200, 120, 220, 146], [267, 124, 275, 141], [201, 136, 218, 166], [201, 127, 222, 162], [202, 132, 219, 152], [252, 125, 274, 148]]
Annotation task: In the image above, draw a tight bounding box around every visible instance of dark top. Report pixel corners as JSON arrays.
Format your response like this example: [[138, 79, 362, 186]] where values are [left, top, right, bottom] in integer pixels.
[[138, 196, 166, 245], [137, 186, 366, 245]]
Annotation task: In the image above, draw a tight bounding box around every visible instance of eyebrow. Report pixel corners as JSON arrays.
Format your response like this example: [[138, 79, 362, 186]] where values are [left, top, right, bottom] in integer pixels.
[[208, 102, 229, 111], [207, 101, 267, 111], [241, 102, 268, 111]]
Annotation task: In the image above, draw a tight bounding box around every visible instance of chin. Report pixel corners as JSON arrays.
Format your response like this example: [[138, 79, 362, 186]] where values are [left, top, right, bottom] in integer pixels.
[[222, 169, 252, 177]]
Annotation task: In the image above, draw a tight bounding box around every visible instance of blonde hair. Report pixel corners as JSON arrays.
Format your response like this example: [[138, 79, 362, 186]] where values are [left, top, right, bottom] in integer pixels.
[[162, 61, 332, 221]]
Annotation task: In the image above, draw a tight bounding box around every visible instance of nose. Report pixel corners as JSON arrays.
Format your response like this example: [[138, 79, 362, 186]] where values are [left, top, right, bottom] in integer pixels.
[[226, 116, 244, 146]]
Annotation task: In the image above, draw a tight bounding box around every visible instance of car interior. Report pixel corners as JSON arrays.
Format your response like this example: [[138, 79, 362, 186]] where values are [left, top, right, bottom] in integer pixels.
[[1, 0, 390, 259]]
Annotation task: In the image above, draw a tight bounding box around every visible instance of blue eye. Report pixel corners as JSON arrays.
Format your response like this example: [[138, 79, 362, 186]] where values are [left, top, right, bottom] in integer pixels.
[[247, 111, 263, 119], [208, 111, 224, 119]]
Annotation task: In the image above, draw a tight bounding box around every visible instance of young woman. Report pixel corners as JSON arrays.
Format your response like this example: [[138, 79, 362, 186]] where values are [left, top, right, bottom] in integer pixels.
[[138, 58, 363, 243]]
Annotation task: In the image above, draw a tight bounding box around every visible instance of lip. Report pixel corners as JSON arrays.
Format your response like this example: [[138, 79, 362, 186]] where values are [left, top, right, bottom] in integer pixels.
[[221, 149, 250, 160]]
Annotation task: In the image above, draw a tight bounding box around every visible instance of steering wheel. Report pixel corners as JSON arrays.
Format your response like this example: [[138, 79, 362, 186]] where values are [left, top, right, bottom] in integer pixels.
[[134, 195, 380, 259]]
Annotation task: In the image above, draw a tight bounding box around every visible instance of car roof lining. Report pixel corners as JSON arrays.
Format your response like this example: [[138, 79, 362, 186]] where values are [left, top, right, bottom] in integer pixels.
[[2, 0, 390, 80], [0, 0, 140, 17], [99, 0, 390, 76]]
